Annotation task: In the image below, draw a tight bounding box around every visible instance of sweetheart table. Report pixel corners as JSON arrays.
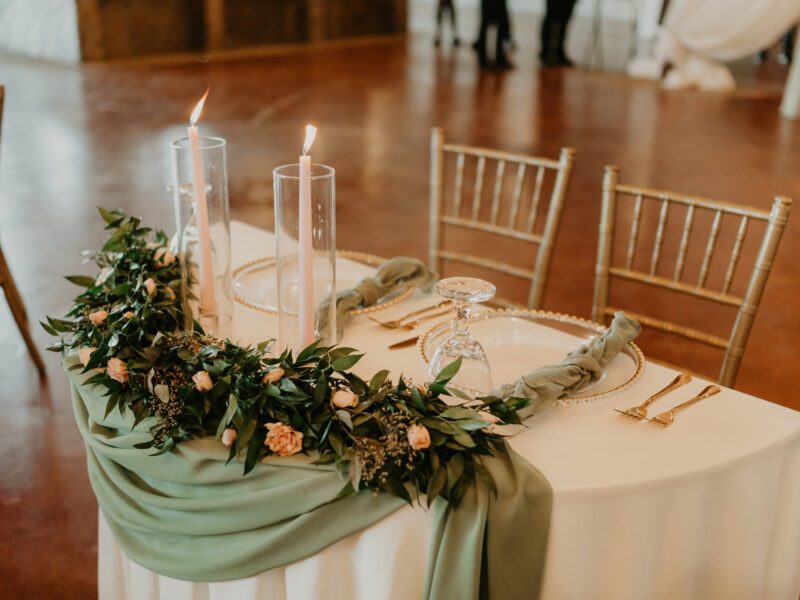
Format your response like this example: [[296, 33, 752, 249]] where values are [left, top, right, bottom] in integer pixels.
[[97, 221, 800, 600]]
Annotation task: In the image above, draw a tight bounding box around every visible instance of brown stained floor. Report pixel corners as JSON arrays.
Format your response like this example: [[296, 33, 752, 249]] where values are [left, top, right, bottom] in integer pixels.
[[1, 36, 799, 598]]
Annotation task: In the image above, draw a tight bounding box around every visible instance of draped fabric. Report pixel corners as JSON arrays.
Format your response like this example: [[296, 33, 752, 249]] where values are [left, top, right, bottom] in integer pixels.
[[659, 0, 800, 91], [67, 361, 552, 598]]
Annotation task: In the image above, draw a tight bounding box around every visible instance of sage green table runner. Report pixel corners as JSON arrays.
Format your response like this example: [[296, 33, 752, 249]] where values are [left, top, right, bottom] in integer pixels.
[[68, 362, 551, 599]]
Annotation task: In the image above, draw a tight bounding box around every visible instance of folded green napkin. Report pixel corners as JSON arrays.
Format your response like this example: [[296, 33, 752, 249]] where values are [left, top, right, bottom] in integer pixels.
[[67, 360, 551, 598], [490, 311, 641, 419], [318, 256, 437, 338]]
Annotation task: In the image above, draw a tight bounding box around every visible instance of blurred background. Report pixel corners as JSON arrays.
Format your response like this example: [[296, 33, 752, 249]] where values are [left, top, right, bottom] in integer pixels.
[[0, 2, 799, 595]]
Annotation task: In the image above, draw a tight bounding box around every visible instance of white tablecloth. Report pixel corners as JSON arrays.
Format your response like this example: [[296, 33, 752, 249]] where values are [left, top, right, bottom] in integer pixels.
[[99, 222, 800, 600]]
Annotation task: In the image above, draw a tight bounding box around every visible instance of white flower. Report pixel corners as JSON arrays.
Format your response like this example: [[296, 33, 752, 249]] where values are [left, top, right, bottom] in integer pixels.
[[153, 246, 176, 268], [262, 367, 285, 385], [332, 389, 358, 409], [407, 425, 431, 450], [78, 346, 96, 366], [106, 358, 128, 384], [88, 310, 108, 326], [95, 267, 113, 286], [221, 428, 237, 448], [144, 278, 156, 295], [192, 370, 213, 392]]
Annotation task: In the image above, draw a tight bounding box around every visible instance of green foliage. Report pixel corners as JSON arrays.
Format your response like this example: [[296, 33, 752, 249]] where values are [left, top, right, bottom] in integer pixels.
[[45, 209, 530, 507]]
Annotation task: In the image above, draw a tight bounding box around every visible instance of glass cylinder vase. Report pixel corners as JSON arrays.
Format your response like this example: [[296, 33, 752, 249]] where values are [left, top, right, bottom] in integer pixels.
[[171, 136, 233, 337], [273, 163, 336, 351]]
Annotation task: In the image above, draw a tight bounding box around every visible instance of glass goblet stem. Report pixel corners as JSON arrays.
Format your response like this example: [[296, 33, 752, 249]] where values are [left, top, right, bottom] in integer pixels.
[[454, 301, 471, 339]]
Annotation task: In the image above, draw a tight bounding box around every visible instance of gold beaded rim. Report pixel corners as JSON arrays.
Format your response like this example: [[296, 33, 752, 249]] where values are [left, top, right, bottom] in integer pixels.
[[232, 251, 415, 316], [416, 308, 645, 405]]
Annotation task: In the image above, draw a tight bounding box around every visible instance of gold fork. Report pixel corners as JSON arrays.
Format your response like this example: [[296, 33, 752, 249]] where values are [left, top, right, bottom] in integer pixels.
[[367, 301, 452, 329], [614, 372, 693, 420], [648, 385, 721, 427]]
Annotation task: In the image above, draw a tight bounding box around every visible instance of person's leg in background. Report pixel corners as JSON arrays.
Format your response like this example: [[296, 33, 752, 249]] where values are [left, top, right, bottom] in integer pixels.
[[540, 0, 578, 67]]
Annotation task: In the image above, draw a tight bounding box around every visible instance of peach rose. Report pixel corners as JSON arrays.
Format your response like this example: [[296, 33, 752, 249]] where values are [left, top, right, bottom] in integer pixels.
[[265, 422, 303, 456], [192, 371, 213, 392], [123, 311, 135, 319], [262, 367, 285, 385], [144, 278, 156, 295], [153, 246, 176, 268], [78, 346, 97, 367], [407, 425, 431, 450], [332, 389, 358, 409], [221, 428, 237, 448], [164, 287, 176, 301], [88, 310, 108, 326], [106, 358, 128, 384]]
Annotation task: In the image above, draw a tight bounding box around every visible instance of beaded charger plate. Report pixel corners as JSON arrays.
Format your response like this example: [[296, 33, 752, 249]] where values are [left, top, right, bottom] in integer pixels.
[[417, 309, 645, 405], [233, 251, 414, 316]]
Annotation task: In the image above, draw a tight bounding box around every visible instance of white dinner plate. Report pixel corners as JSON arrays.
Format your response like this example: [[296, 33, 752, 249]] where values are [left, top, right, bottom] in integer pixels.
[[417, 309, 644, 403]]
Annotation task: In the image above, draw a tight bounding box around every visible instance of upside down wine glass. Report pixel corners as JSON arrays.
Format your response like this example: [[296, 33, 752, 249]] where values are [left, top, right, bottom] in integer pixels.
[[427, 277, 496, 397]]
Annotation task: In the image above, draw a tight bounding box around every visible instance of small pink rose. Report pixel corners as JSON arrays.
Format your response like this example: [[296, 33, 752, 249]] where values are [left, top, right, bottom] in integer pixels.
[[88, 310, 108, 326], [262, 367, 285, 385], [332, 389, 358, 409], [221, 428, 237, 448], [153, 246, 176, 268], [407, 425, 431, 450], [164, 287, 176, 301], [144, 278, 156, 295], [78, 346, 97, 366], [123, 311, 135, 319], [265, 422, 303, 456], [192, 371, 213, 392], [106, 358, 128, 384]]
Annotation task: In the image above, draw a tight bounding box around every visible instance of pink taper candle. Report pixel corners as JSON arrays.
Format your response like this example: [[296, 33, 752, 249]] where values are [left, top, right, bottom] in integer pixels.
[[298, 124, 317, 347], [187, 90, 217, 316]]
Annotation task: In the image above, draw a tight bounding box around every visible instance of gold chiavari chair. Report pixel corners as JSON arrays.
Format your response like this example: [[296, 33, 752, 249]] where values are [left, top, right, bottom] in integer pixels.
[[593, 166, 791, 388], [429, 128, 576, 308], [0, 86, 46, 377]]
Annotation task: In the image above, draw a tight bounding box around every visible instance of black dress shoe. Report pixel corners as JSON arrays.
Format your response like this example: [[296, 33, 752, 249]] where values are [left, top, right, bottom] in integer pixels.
[[454, 37, 461, 47]]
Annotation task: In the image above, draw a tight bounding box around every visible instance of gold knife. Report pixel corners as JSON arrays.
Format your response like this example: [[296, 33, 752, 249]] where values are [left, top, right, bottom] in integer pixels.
[[388, 335, 420, 350]]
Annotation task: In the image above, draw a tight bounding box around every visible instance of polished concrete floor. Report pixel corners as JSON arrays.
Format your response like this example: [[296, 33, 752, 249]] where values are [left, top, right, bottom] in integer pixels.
[[1, 35, 799, 597]]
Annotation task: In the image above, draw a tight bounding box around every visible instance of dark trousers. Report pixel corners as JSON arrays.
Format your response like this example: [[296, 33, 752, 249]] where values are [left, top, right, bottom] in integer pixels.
[[540, 0, 578, 59], [477, 0, 511, 65]]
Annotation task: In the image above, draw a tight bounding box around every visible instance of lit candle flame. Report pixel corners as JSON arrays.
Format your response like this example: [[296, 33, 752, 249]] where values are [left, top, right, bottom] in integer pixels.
[[302, 124, 317, 156], [189, 89, 210, 126]]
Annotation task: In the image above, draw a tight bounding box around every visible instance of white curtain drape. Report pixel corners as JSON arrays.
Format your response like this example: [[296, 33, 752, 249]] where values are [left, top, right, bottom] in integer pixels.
[[627, 0, 800, 92]]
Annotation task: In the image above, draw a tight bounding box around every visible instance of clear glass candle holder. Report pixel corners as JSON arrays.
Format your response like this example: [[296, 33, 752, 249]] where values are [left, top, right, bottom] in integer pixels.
[[273, 163, 336, 351], [171, 136, 233, 336]]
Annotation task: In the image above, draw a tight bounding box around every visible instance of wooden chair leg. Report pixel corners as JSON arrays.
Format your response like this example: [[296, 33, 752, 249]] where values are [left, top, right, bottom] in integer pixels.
[[0, 247, 46, 378]]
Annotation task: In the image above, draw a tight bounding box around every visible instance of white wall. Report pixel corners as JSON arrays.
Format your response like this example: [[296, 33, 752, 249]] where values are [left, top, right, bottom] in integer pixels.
[[0, 0, 81, 63]]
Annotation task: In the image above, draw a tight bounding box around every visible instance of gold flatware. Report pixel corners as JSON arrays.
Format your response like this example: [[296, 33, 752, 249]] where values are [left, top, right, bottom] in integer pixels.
[[368, 301, 452, 329], [388, 335, 420, 350], [648, 385, 721, 427], [614, 372, 692, 420]]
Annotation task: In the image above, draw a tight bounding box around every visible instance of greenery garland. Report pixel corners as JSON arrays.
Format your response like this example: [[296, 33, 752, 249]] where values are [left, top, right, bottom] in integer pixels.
[[46, 209, 529, 506]]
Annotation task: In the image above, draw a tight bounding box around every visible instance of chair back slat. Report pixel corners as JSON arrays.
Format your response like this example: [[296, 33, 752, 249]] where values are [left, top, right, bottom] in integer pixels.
[[452, 152, 465, 216], [593, 165, 792, 387], [721, 216, 749, 295], [489, 159, 506, 224], [649, 198, 670, 276], [508, 163, 526, 228], [673, 204, 695, 281], [429, 128, 575, 308], [526, 166, 546, 233], [625, 193, 644, 270], [697, 209, 723, 287]]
